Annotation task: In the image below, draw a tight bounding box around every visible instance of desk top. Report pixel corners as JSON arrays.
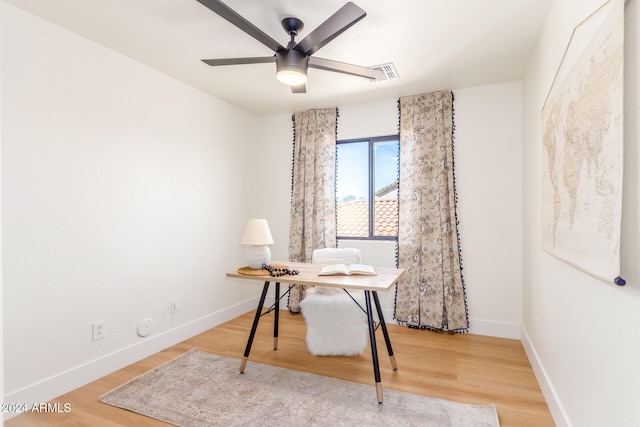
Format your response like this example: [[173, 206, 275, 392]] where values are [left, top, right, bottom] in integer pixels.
[[226, 262, 405, 292]]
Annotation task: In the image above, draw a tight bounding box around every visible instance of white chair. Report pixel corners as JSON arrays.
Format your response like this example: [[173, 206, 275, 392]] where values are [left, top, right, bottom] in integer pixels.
[[299, 248, 368, 356]]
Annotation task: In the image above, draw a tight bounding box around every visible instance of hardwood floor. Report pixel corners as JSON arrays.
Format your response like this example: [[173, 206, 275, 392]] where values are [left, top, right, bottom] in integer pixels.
[[6, 312, 554, 426]]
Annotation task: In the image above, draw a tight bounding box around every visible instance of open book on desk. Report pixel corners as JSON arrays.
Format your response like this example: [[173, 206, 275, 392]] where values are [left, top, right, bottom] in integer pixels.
[[318, 264, 377, 276]]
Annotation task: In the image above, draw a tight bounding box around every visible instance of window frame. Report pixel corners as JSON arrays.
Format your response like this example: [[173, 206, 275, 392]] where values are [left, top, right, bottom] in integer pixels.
[[336, 134, 400, 241]]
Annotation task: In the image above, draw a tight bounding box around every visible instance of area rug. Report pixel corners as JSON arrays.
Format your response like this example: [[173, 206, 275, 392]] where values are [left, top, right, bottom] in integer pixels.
[[101, 349, 499, 427]]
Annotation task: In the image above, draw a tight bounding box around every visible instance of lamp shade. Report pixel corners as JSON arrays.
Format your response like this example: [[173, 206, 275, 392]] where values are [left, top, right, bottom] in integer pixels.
[[241, 219, 274, 246]]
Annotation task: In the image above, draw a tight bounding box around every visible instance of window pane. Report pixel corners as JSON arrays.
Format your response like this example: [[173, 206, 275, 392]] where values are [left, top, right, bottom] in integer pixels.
[[373, 140, 399, 237], [336, 142, 369, 237]]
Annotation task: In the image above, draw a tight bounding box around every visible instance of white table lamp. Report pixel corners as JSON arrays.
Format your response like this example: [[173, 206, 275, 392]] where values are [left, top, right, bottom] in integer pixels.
[[241, 219, 274, 269]]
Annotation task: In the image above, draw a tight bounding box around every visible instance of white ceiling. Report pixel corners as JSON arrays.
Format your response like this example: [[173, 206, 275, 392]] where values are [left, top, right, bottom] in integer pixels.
[[5, 0, 554, 116]]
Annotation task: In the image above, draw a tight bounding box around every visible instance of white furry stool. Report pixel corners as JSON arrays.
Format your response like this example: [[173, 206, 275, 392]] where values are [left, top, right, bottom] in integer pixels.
[[299, 247, 369, 356], [300, 286, 368, 356]]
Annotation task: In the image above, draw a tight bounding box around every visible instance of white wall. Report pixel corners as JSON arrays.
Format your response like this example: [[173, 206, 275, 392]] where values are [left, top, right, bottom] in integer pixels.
[[454, 82, 524, 338], [257, 83, 524, 339], [522, 0, 640, 426], [0, 9, 4, 422], [1, 3, 262, 414], [244, 112, 294, 263]]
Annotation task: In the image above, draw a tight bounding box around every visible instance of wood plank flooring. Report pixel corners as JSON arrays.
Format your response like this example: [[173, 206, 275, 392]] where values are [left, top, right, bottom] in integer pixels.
[[5, 311, 554, 426]]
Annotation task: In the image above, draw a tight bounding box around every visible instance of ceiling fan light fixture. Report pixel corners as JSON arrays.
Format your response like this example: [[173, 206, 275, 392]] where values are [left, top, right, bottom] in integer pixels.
[[276, 69, 308, 86], [276, 50, 308, 86]]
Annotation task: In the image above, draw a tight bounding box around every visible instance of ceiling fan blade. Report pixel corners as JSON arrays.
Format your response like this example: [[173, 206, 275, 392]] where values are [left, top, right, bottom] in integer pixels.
[[291, 84, 307, 94], [294, 2, 366, 56], [308, 57, 383, 80], [202, 56, 275, 66], [197, 0, 285, 53]]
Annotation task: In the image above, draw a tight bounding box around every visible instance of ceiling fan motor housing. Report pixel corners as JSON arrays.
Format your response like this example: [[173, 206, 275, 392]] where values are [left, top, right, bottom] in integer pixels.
[[275, 49, 309, 85]]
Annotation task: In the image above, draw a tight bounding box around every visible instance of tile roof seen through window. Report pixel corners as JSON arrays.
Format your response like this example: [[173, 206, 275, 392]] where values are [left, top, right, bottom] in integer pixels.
[[337, 199, 398, 237]]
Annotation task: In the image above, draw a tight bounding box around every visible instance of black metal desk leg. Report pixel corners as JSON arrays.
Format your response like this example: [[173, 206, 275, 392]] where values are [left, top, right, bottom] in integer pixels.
[[372, 291, 397, 371], [364, 290, 383, 405], [273, 282, 280, 350], [239, 281, 270, 373]]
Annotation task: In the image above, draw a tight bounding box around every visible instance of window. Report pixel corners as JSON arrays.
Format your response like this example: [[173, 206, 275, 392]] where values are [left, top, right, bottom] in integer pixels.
[[336, 135, 399, 239]]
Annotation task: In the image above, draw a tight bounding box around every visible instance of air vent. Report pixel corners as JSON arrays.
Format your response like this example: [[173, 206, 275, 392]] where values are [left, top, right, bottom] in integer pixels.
[[370, 62, 399, 82]]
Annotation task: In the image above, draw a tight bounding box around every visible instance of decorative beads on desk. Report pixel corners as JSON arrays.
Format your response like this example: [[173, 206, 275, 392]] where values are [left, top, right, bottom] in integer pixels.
[[262, 263, 300, 277]]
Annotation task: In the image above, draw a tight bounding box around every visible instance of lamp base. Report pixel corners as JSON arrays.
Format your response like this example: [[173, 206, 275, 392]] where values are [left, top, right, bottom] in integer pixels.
[[246, 246, 271, 269]]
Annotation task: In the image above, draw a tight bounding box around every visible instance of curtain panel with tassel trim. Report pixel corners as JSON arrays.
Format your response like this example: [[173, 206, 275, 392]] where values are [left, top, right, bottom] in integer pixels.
[[288, 108, 338, 313], [394, 91, 469, 332]]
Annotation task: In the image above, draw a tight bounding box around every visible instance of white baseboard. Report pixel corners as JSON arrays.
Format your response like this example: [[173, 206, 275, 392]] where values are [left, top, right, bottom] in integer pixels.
[[275, 291, 520, 340], [380, 308, 521, 340], [520, 326, 570, 427], [468, 318, 521, 340], [3, 297, 260, 421]]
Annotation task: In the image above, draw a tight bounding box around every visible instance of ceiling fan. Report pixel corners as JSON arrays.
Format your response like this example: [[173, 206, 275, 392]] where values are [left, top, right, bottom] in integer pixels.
[[196, 0, 383, 93]]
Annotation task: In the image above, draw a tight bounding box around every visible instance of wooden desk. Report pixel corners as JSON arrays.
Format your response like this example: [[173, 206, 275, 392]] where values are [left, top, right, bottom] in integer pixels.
[[226, 262, 406, 404]]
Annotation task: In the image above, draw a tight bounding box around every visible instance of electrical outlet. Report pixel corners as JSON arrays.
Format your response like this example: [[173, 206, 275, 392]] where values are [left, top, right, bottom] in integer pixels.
[[170, 299, 180, 314], [92, 320, 106, 341]]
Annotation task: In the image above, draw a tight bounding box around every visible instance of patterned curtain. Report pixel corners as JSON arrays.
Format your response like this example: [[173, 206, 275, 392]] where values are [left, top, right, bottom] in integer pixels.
[[288, 108, 337, 313], [394, 91, 468, 332]]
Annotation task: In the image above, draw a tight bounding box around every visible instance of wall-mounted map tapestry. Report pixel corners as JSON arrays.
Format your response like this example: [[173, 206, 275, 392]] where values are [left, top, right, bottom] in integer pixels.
[[541, 0, 624, 284]]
